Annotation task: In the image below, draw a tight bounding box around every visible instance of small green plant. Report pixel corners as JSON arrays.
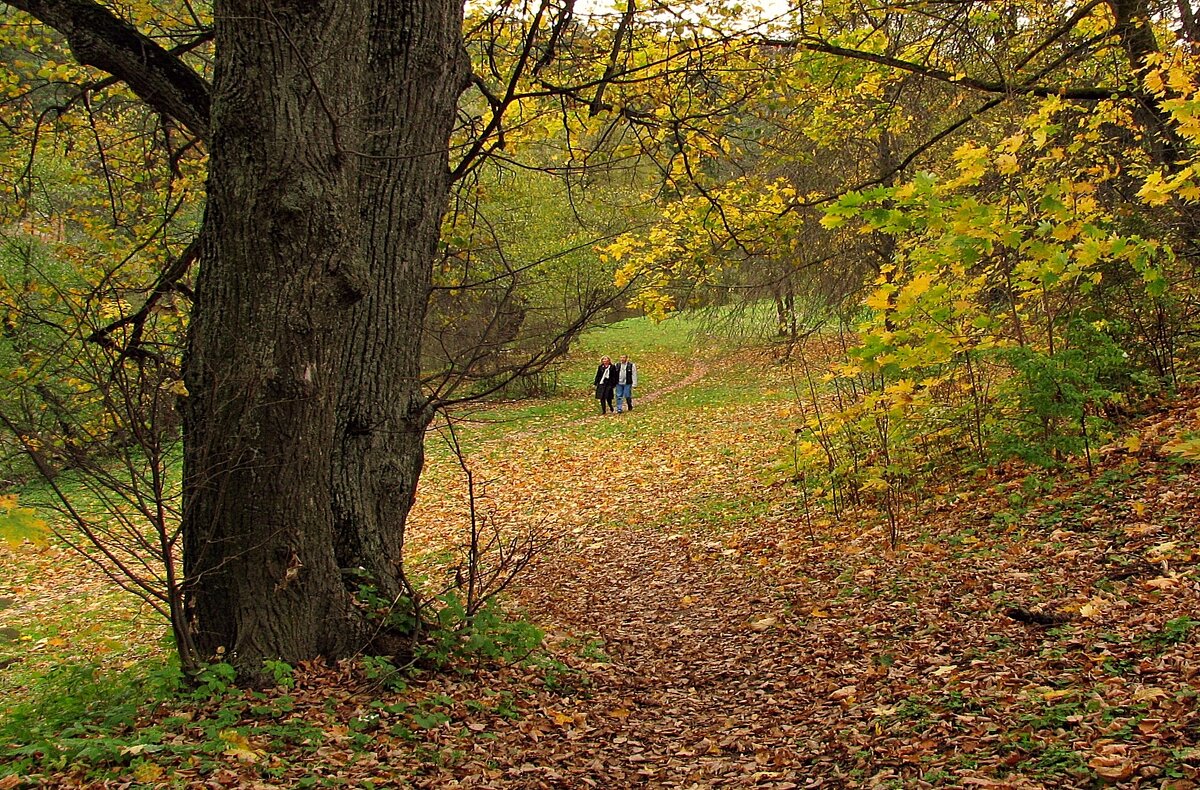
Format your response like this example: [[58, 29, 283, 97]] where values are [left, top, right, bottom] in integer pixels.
[[576, 637, 611, 664], [533, 655, 590, 695], [355, 582, 418, 633], [0, 660, 179, 775], [262, 659, 295, 689], [361, 655, 409, 692], [923, 768, 951, 784], [1145, 616, 1199, 648], [410, 708, 452, 730], [892, 697, 932, 726], [418, 594, 543, 668], [189, 661, 238, 700], [1024, 745, 1090, 780], [1021, 696, 1086, 731], [989, 348, 1110, 467]]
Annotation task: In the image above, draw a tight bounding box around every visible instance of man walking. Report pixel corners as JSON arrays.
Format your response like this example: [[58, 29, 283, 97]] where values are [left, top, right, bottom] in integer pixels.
[[615, 354, 637, 413]]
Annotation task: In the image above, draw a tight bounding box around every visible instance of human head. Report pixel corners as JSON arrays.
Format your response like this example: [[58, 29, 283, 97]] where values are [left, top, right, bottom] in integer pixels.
[[620, 355, 629, 363], [601, 356, 611, 365]]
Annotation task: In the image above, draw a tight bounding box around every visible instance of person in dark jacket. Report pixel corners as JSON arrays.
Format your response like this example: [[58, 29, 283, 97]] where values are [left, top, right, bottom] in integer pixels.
[[593, 356, 617, 414]]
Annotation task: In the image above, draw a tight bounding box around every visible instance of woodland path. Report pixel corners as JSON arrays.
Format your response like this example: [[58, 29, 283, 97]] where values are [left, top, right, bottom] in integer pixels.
[[479, 526, 841, 787], [3, 349, 1197, 788], [411, 354, 881, 787], [630, 361, 709, 407], [409, 351, 1200, 789]]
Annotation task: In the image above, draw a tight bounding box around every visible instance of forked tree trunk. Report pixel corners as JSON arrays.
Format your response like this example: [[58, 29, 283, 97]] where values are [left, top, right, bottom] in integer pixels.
[[182, 0, 466, 676], [331, 0, 469, 608]]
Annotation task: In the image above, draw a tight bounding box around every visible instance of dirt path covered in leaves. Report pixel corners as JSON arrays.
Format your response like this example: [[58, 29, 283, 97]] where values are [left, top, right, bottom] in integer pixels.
[[406, 350, 1200, 789], [407, 352, 838, 785]]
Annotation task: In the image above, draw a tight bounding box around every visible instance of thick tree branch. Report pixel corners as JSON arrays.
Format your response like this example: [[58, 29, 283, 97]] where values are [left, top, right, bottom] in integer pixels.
[[6, 0, 211, 139]]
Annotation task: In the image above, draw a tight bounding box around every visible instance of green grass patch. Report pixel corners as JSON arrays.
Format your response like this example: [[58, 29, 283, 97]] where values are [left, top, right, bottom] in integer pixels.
[[0, 659, 180, 778], [574, 312, 738, 360]]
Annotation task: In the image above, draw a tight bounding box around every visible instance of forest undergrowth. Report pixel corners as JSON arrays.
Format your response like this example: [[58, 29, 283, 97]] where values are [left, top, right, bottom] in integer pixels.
[[1, 322, 1198, 788]]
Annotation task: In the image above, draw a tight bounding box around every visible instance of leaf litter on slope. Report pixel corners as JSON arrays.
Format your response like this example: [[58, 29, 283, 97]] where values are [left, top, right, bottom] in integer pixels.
[[1, 346, 1197, 787]]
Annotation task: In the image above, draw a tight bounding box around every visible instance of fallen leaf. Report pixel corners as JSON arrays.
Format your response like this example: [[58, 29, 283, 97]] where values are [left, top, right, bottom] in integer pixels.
[[1132, 686, 1169, 702], [1089, 756, 1135, 782], [1147, 540, 1178, 556], [546, 708, 574, 727], [749, 615, 778, 631], [132, 762, 164, 783]]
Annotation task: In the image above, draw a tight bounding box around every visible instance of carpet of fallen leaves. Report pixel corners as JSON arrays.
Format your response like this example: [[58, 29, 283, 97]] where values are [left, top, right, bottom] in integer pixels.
[[2, 343, 1198, 788]]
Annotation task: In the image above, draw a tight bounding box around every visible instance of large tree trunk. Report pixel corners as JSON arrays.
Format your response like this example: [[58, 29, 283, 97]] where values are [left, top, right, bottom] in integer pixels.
[[182, 0, 466, 676], [331, 0, 469, 609]]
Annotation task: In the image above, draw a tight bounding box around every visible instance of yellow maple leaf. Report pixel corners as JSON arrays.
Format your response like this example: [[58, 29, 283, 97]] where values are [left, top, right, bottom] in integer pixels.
[[219, 729, 261, 763], [1144, 69, 1166, 95], [900, 272, 933, 301], [864, 288, 893, 312], [996, 153, 1020, 175], [1138, 171, 1172, 205], [1167, 64, 1194, 93], [132, 762, 164, 783], [546, 708, 574, 727]]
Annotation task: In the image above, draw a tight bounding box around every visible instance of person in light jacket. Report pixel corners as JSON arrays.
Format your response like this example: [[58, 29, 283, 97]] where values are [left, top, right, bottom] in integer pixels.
[[614, 354, 637, 413], [593, 356, 617, 414]]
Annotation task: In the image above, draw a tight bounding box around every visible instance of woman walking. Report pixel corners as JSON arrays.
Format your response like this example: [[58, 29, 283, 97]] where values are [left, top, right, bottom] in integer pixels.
[[594, 356, 617, 414]]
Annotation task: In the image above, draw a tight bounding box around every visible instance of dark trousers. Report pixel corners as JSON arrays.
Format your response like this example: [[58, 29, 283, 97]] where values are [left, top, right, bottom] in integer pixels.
[[597, 385, 615, 413]]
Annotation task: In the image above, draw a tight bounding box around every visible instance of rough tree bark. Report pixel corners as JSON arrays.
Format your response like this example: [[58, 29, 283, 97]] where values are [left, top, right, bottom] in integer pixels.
[[181, 0, 468, 674], [7, 0, 498, 678], [330, 1, 469, 612]]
